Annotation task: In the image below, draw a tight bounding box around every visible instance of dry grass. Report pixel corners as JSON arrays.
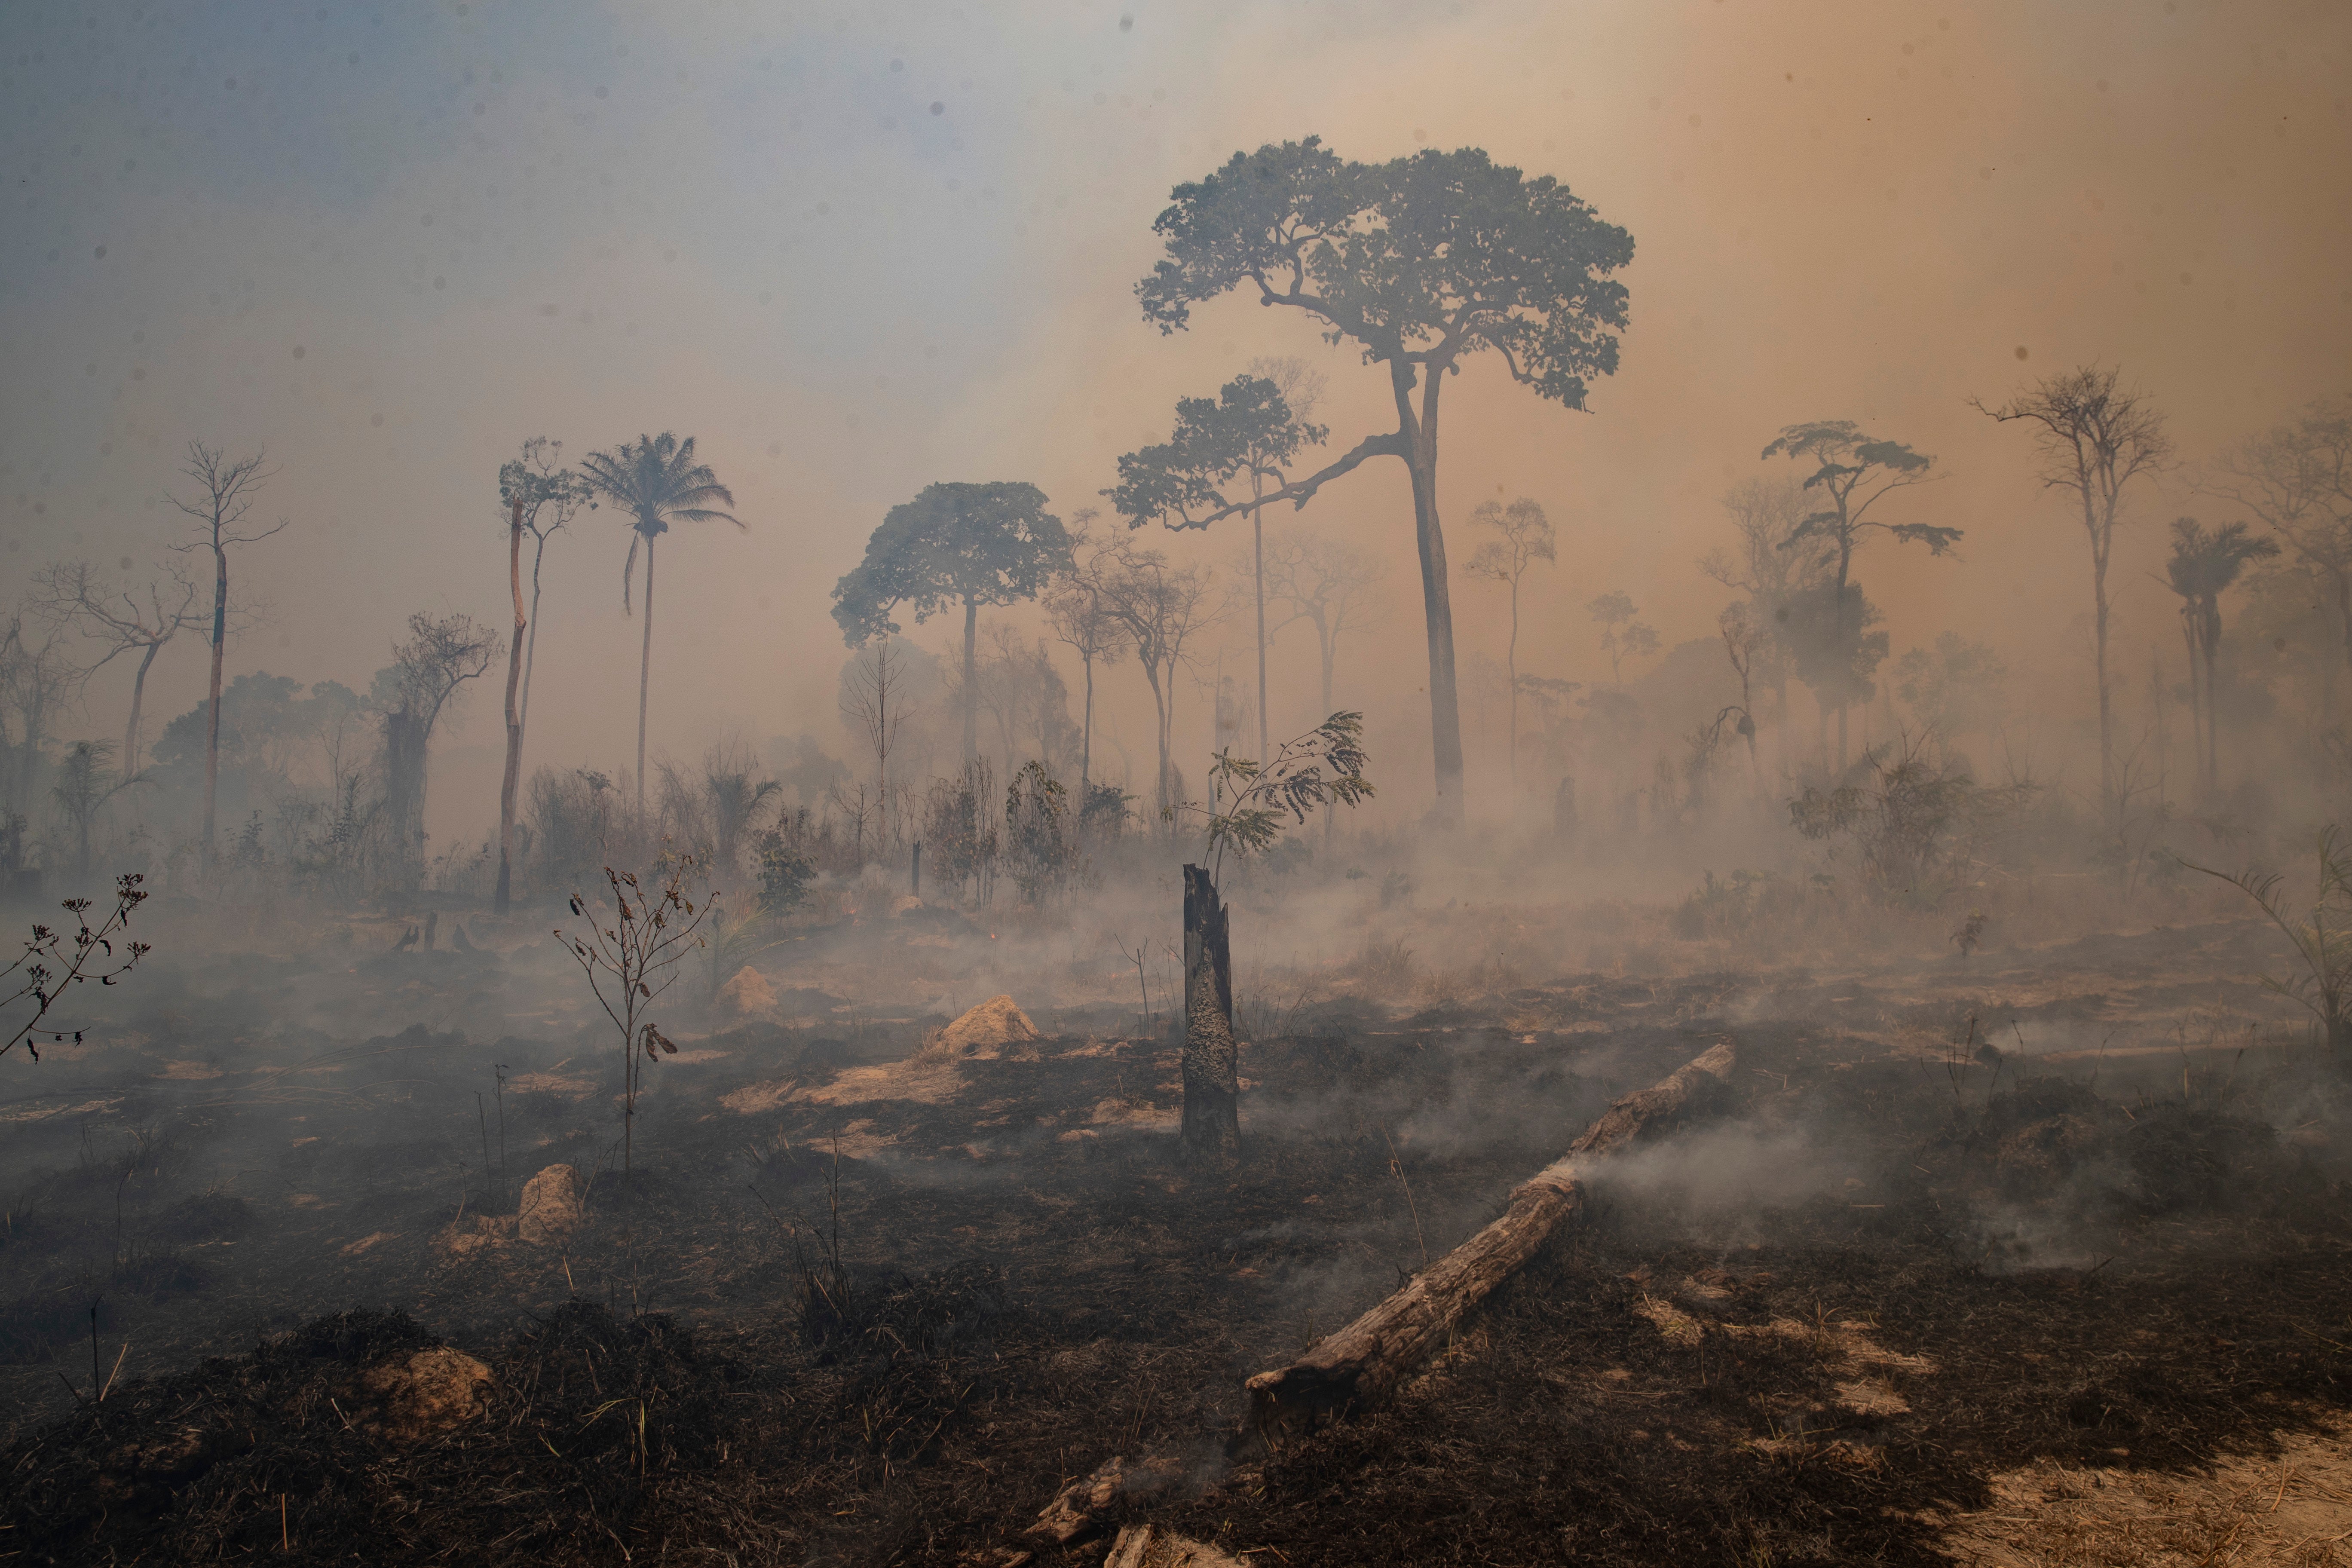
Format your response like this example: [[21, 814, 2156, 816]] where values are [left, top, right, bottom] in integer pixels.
[[1940, 1418, 2352, 1566]]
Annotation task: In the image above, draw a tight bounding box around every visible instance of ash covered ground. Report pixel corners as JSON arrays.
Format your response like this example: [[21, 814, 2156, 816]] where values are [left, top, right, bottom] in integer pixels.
[[5, 879, 2350, 1568]]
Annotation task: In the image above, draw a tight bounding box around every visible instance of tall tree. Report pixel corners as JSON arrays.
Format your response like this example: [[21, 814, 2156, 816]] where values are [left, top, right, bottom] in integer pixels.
[[830, 481, 1072, 764], [34, 560, 202, 780], [1108, 372, 1326, 767], [1043, 513, 1133, 801], [1759, 421, 1954, 770], [1972, 367, 2169, 811], [381, 612, 496, 887], [1461, 496, 1556, 786], [2162, 517, 2277, 796], [164, 444, 284, 868], [1135, 138, 1634, 824], [1095, 539, 1220, 826], [579, 434, 741, 816], [493, 439, 592, 913], [2199, 397, 2352, 682]]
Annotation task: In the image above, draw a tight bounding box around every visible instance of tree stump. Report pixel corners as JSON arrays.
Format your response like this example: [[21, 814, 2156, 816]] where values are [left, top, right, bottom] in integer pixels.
[[1180, 864, 1238, 1161]]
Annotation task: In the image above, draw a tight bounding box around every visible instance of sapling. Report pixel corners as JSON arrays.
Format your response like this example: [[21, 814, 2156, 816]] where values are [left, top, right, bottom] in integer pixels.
[[1167, 712, 1375, 1160], [557, 856, 714, 1174], [4, 874, 152, 1063]]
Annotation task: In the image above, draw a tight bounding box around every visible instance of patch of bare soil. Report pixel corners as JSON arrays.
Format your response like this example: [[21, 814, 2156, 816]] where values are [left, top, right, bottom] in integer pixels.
[[3, 937, 2350, 1565]]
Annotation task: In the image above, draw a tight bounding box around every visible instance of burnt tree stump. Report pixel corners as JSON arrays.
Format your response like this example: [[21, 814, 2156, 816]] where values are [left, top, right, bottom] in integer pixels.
[[1181, 864, 1239, 1162]]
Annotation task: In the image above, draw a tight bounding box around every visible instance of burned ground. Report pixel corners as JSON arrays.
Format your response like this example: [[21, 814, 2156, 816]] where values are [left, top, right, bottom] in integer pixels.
[[3, 909, 2351, 1565]]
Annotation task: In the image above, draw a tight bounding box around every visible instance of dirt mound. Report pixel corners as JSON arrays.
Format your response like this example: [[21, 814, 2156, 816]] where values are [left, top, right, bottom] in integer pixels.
[[924, 994, 1040, 1058], [718, 964, 779, 1014], [516, 1163, 583, 1244], [358, 1347, 493, 1442]]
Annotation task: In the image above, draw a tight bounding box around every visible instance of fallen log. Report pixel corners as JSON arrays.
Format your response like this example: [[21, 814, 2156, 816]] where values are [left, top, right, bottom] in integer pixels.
[[1239, 1038, 1737, 1444]]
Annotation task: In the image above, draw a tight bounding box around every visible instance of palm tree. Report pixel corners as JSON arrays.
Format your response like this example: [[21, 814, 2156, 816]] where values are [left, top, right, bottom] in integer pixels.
[[579, 434, 741, 817], [2163, 517, 2277, 797]]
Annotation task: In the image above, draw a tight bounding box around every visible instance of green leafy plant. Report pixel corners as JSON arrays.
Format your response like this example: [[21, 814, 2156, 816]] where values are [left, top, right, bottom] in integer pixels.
[[1177, 711, 1374, 885], [2184, 827, 2352, 1057]]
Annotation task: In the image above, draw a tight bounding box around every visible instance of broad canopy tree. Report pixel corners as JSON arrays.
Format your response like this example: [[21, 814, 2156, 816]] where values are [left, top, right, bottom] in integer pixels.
[[830, 482, 1072, 765], [1133, 137, 1634, 823], [1760, 421, 1955, 770], [1108, 372, 1326, 766]]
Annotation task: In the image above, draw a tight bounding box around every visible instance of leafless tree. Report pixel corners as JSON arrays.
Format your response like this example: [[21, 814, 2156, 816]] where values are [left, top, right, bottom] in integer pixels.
[[1974, 366, 2173, 813], [1097, 539, 1221, 828], [1043, 512, 1133, 800], [2198, 397, 2352, 685], [34, 561, 204, 779], [1461, 496, 1557, 786], [1262, 528, 1381, 733], [382, 612, 496, 886], [164, 444, 285, 867], [839, 639, 910, 845]]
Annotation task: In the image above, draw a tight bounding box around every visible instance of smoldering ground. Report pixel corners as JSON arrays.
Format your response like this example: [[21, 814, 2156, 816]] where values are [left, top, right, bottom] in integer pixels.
[[6, 871, 2352, 1565]]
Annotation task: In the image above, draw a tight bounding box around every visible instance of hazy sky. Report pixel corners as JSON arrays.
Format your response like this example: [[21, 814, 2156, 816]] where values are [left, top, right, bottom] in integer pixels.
[[4, 0, 2348, 832]]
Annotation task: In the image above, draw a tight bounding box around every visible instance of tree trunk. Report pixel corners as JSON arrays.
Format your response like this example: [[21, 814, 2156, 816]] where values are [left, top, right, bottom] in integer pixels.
[[1079, 652, 1094, 801], [124, 640, 159, 784], [384, 707, 428, 891], [1832, 536, 1852, 774], [962, 595, 979, 764], [1240, 1040, 1737, 1443], [1505, 575, 1521, 789], [636, 533, 656, 821], [496, 495, 527, 915], [520, 539, 549, 731], [1393, 360, 1465, 825], [1180, 864, 1238, 1162], [1252, 475, 1269, 766], [201, 540, 227, 868], [2094, 554, 2115, 815]]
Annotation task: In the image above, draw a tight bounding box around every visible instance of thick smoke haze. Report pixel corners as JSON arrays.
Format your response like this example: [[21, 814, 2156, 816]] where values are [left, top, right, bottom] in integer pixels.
[[3, 0, 2348, 836]]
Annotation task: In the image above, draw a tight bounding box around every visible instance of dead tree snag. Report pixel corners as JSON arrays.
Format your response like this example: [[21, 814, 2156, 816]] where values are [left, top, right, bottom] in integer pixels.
[[1180, 864, 1238, 1161], [1240, 1038, 1736, 1442]]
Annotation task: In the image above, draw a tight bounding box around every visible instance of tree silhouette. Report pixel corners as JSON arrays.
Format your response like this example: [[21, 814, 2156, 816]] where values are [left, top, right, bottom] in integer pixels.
[[579, 433, 741, 817], [34, 560, 202, 781], [1043, 513, 1134, 803], [1094, 539, 1220, 826], [1109, 372, 1326, 767], [1262, 527, 1381, 734], [1974, 368, 2171, 815], [1461, 496, 1556, 786], [1135, 137, 1634, 824], [494, 438, 593, 912], [382, 612, 497, 888], [2199, 397, 2352, 678], [830, 481, 1071, 764], [2163, 518, 2277, 797], [1760, 421, 1953, 770], [164, 444, 285, 868], [1586, 590, 1657, 687]]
